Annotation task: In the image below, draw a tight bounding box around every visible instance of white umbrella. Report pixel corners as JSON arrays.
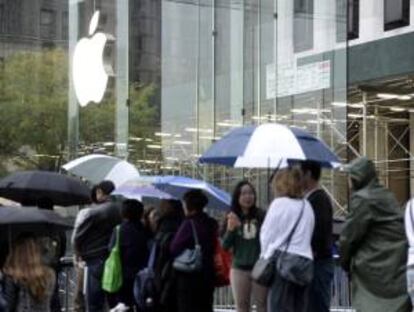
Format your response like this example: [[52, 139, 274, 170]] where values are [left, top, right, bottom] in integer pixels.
[[62, 154, 140, 187]]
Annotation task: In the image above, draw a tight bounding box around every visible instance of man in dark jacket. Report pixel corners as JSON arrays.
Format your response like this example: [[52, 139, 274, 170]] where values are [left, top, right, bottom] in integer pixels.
[[301, 161, 333, 312], [74, 180, 123, 312], [340, 157, 411, 312]]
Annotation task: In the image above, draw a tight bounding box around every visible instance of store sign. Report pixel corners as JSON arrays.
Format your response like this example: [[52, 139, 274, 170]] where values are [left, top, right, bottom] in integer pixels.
[[266, 60, 331, 99], [73, 11, 111, 107]]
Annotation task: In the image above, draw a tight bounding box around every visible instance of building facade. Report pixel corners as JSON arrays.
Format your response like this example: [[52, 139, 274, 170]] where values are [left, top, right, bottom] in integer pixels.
[[1, 0, 414, 213]]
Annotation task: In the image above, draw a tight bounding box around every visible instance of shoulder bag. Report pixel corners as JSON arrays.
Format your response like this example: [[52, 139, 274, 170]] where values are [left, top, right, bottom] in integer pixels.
[[276, 200, 314, 286], [134, 243, 157, 310], [102, 225, 123, 293], [173, 220, 203, 273]]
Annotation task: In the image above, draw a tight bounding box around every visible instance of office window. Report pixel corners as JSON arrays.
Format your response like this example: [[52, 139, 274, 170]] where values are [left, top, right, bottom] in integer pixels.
[[294, 0, 314, 53], [40, 9, 56, 38], [348, 0, 359, 39], [337, 0, 359, 41], [62, 11, 68, 40], [384, 0, 409, 31], [0, 5, 4, 33]]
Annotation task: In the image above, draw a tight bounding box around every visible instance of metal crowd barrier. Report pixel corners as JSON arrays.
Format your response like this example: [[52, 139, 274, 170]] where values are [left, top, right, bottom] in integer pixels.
[[58, 257, 353, 312]]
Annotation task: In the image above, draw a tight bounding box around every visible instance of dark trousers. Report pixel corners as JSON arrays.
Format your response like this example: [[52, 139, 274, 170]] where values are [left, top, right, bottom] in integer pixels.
[[176, 272, 214, 312], [307, 258, 334, 312], [116, 277, 136, 309], [268, 271, 310, 312], [86, 259, 106, 312], [51, 270, 61, 312]]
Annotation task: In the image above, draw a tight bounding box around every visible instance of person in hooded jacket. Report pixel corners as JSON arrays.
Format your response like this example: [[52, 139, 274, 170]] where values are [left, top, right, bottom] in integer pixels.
[[339, 157, 411, 312]]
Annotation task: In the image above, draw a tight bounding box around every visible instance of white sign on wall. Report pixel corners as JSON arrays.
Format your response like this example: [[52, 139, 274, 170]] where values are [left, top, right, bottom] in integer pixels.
[[266, 60, 331, 99]]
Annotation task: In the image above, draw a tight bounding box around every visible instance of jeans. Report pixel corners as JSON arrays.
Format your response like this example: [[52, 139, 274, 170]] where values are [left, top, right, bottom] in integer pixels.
[[407, 265, 414, 308], [307, 258, 334, 312], [85, 259, 106, 312]]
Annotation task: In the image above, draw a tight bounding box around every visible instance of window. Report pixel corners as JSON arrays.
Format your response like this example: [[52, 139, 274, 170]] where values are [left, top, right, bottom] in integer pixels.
[[347, 0, 359, 39], [337, 0, 359, 42], [384, 0, 409, 31], [294, 0, 314, 53], [0, 5, 4, 33], [62, 11, 68, 40], [40, 9, 56, 38]]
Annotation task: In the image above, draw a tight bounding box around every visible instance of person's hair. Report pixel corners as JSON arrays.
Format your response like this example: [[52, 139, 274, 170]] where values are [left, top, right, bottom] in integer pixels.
[[36, 197, 53, 210], [272, 166, 304, 199], [96, 180, 115, 196], [300, 161, 321, 181], [183, 189, 208, 213], [159, 199, 184, 219], [231, 180, 257, 217], [3, 236, 54, 301], [90, 185, 99, 203], [121, 199, 144, 221]]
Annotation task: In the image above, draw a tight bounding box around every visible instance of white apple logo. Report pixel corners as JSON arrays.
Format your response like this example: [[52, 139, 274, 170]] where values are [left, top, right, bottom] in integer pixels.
[[73, 11, 110, 107]]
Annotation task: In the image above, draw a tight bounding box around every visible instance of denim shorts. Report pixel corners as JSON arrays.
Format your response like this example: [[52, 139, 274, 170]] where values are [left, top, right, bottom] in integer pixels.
[[407, 265, 414, 304]]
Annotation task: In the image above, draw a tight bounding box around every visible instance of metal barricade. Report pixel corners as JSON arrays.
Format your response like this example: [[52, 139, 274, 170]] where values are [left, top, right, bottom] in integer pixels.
[[58, 257, 353, 312]]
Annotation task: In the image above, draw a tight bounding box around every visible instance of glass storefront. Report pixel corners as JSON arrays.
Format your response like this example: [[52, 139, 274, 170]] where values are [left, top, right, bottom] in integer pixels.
[[0, 0, 347, 212], [4, 0, 414, 213]]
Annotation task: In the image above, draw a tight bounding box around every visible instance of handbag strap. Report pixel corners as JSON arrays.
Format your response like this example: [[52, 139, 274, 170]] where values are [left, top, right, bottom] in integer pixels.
[[281, 199, 306, 253], [147, 243, 157, 269], [190, 220, 200, 246], [410, 200, 414, 231], [115, 225, 121, 250]]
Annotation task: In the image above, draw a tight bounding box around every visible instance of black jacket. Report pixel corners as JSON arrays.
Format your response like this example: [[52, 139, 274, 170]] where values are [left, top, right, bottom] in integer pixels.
[[74, 196, 123, 262], [109, 220, 149, 281], [153, 215, 183, 311]]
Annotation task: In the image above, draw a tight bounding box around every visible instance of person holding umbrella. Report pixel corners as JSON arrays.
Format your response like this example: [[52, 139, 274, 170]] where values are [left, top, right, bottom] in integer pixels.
[[74, 180, 123, 312], [36, 197, 66, 312], [2, 234, 56, 312]]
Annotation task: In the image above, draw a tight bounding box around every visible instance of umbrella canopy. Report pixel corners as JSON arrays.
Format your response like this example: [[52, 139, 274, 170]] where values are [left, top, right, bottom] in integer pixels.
[[113, 183, 175, 202], [0, 171, 91, 206], [0, 206, 73, 232], [199, 123, 340, 168], [62, 154, 140, 187], [152, 176, 231, 211]]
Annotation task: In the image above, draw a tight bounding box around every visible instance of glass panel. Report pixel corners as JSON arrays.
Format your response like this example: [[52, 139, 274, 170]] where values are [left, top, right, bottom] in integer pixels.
[[385, 0, 404, 24], [0, 1, 69, 172], [294, 0, 314, 52]]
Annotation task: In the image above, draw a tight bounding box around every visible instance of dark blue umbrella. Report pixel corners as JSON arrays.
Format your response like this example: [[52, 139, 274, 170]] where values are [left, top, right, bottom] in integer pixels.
[[199, 123, 340, 168]]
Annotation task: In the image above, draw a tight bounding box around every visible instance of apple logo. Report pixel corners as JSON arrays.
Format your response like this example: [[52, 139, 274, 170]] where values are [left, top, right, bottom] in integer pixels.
[[73, 11, 112, 107]]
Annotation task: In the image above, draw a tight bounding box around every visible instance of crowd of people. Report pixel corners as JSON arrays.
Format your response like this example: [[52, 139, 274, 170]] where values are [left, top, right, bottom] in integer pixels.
[[1, 157, 414, 312]]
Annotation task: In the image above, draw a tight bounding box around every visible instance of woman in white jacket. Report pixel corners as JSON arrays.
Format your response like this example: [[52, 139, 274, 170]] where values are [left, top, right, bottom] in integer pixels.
[[260, 166, 315, 312], [404, 199, 414, 307]]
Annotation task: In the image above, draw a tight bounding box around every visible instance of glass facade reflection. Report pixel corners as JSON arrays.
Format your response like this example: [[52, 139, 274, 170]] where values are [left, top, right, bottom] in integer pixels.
[[1, 0, 352, 213]]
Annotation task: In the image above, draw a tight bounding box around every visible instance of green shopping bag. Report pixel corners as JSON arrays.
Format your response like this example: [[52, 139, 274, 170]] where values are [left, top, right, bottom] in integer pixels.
[[102, 225, 123, 293]]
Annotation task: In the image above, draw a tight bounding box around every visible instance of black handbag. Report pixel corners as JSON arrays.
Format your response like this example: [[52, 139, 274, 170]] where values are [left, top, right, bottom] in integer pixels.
[[173, 220, 203, 273], [251, 257, 274, 287], [276, 200, 314, 286]]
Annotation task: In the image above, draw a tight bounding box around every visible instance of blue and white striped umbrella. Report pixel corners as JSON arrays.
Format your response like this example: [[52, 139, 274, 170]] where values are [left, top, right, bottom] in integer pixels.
[[199, 123, 340, 168]]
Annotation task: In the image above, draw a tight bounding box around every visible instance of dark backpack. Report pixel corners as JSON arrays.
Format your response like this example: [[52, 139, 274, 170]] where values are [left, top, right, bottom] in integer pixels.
[[134, 244, 157, 311]]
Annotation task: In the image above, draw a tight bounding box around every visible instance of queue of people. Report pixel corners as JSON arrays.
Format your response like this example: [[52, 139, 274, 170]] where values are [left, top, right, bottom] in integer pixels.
[[2, 156, 414, 312]]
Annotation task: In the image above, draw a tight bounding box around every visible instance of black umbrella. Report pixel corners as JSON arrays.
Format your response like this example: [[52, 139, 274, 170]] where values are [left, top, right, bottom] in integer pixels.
[[0, 171, 91, 206], [0, 206, 73, 262], [0, 206, 73, 231]]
